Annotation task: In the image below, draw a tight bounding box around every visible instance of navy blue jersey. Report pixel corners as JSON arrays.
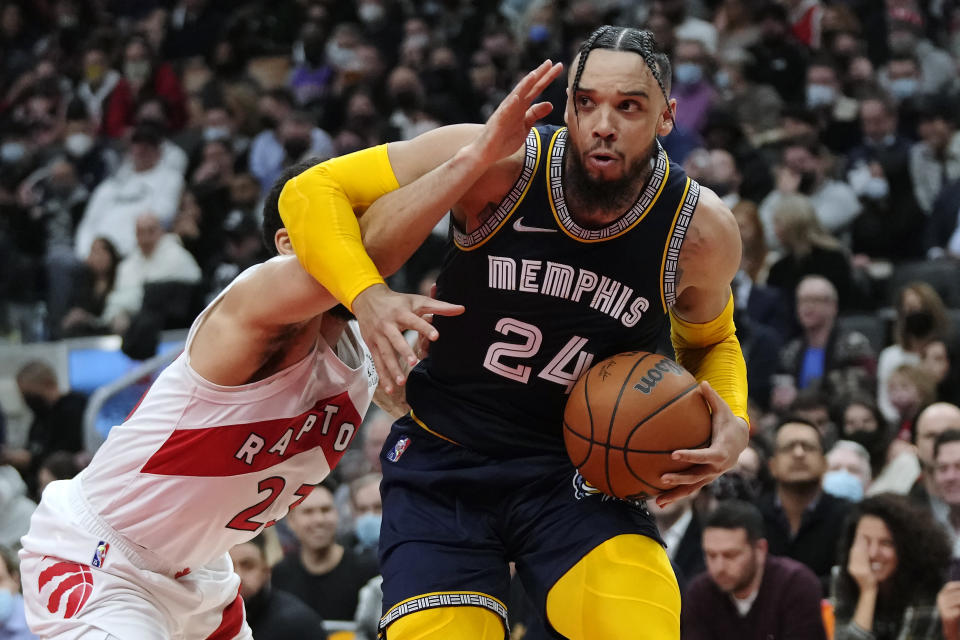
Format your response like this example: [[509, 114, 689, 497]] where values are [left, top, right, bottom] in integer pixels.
[[405, 125, 700, 456]]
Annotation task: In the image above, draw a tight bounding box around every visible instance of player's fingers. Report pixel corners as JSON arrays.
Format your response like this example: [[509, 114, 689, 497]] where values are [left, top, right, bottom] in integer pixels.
[[385, 319, 419, 368], [670, 446, 726, 465], [524, 102, 554, 127], [512, 59, 552, 98], [413, 298, 465, 318], [660, 464, 716, 486], [656, 478, 712, 508], [524, 61, 564, 101], [698, 381, 727, 414], [399, 311, 440, 344], [374, 333, 408, 387], [369, 347, 394, 394]]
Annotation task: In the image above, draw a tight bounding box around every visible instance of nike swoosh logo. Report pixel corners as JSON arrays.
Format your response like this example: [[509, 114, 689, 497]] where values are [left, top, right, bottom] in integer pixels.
[[512, 217, 557, 233]]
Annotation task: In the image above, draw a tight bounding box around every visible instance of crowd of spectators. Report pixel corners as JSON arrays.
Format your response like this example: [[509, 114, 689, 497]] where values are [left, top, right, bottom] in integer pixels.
[[1, 0, 960, 638]]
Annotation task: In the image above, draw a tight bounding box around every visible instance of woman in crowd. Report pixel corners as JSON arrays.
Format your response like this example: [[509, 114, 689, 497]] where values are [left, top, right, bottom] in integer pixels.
[[59, 236, 119, 337], [833, 493, 951, 639], [877, 282, 953, 423]]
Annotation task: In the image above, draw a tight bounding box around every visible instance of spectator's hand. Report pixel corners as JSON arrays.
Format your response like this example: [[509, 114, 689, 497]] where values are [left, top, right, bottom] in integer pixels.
[[470, 59, 564, 166], [352, 284, 465, 394], [938, 582, 960, 640], [656, 382, 749, 507], [847, 535, 878, 593], [775, 166, 801, 194]]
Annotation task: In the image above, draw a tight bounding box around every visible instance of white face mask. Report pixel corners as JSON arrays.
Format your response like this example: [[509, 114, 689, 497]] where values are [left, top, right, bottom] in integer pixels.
[[358, 2, 385, 23], [202, 126, 231, 142], [0, 589, 13, 623], [0, 141, 26, 164], [806, 84, 836, 108], [64, 132, 94, 157]]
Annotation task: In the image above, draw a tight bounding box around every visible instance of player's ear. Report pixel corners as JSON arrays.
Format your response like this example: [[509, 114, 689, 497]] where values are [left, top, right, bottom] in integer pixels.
[[657, 99, 676, 137], [275, 228, 293, 255], [563, 87, 572, 126]]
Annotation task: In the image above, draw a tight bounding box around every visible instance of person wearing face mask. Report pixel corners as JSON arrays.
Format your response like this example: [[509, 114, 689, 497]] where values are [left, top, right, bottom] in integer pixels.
[[102, 34, 187, 138], [877, 282, 953, 423], [885, 11, 957, 96], [909, 96, 960, 215], [346, 473, 382, 562], [74, 43, 121, 127], [825, 440, 873, 502], [832, 493, 952, 640], [0, 546, 36, 640], [2, 361, 86, 497], [670, 39, 715, 134], [804, 58, 860, 155], [61, 99, 118, 191]]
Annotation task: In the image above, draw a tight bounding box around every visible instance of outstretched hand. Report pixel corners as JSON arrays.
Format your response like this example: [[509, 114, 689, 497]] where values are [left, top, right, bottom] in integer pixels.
[[656, 381, 749, 507], [352, 284, 465, 394], [471, 59, 564, 165]]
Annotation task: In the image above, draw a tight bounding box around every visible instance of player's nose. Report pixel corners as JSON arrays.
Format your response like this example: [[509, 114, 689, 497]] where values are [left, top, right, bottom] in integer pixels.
[[592, 108, 617, 141]]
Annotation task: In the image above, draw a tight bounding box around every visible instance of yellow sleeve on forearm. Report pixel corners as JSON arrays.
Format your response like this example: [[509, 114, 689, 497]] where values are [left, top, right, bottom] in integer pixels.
[[669, 294, 750, 426], [278, 144, 400, 310]]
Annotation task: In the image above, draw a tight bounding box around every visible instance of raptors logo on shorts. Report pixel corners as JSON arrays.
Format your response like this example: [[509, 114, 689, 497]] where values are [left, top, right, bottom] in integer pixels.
[[37, 558, 94, 618]]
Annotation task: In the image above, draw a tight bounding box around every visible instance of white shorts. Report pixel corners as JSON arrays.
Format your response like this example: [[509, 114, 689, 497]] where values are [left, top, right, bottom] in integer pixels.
[[19, 481, 253, 640]]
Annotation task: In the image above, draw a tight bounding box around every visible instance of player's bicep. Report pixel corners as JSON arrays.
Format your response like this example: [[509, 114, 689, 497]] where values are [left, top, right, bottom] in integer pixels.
[[225, 257, 336, 329], [387, 124, 484, 186], [672, 190, 741, 322]]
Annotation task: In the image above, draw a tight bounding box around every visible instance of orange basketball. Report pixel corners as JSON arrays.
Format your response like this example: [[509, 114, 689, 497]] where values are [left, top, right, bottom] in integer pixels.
[[563, 351, 712, 501]]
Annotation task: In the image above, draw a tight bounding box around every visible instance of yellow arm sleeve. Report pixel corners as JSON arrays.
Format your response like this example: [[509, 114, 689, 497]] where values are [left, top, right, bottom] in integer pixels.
[[669, 293, 750, 426], [278, 144, 400, 310]]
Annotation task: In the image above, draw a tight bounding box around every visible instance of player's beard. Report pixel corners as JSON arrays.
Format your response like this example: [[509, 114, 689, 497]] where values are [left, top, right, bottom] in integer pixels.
[[564, 134, 657, 221]]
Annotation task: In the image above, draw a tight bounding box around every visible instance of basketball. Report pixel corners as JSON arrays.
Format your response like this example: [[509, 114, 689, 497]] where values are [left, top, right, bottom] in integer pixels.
[[563, 351, 712, 501]]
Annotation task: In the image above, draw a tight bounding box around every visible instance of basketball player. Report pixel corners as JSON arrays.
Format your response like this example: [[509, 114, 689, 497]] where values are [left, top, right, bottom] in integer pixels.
[[15, 71, 548, 639], [280, 29, 749, 640]]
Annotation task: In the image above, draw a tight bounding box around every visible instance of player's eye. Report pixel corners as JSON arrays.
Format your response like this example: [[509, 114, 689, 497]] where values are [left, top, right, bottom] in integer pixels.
[[619, 101, 641, 111], [577, 95, 594, 108]]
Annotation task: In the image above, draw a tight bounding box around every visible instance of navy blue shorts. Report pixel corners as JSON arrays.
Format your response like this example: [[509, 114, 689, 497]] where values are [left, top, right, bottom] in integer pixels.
[[377, 415, 662, 637]]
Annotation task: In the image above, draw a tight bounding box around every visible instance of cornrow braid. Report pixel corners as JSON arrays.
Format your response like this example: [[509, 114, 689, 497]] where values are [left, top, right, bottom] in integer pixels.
[[571, 26, 675, 123]]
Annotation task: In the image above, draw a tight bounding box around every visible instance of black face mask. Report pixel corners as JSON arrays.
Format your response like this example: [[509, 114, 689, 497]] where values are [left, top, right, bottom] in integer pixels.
[[798, 171, 818, 194], [392, 89, 422, 112], [904, 309, 935, 338], [283, 137, 311, 160], [22, 392, 49, 416], [846, 428, 883, 455], [259, 114, 278, 131]]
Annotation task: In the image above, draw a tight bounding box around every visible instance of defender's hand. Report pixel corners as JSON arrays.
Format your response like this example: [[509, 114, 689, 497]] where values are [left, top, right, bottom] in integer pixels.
[[470, 59, 564, 165], [656, 381, 749, 507], [352, 284, 465, 393]]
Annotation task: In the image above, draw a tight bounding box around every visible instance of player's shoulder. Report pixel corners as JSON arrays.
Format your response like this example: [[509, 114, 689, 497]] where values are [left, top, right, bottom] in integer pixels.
[[685, 185, 740, 261]]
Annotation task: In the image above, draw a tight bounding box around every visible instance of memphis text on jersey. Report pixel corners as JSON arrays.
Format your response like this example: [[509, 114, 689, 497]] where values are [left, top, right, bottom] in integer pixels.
[[487, 255, 651, 327]]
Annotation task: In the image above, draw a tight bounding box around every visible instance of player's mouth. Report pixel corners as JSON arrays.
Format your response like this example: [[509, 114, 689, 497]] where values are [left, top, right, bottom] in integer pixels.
[[586, 151, 620, 170]]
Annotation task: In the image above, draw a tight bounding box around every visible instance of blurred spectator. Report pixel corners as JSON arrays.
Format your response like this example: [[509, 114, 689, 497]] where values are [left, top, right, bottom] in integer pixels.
[[3, 360, 85, 491], [17, 156, 89, 337], [289, 20, 335, 109], [922, 339, 960, 407], [73, 122, 184, 258], [804, 56, 860, 154], [272, 482, 378, 621], [0, 466, 35, 550], [714, 0, 761, 55], [838, 397, 913, 492], [825, 440, 872, 502], [885, 7, 957, 95], [101, 212, 201, 335], [75, 40, 121, 128], [0, 545, 35, 640], [790, 389, 838, 451], [204, 209, 269, 302], [911, 403, 960, 509], [760, 140, 862, 252], [62, 99, 118, 192], [734, 306, 783, 413], [886, 363, 938, 442], [61, 236, 120, 337], [362, 412, 393, 475], [163, 0, 225, 61], [35, 451, 82, 496], [353, 575, 384, 640], [249, 89, 334, 194], [933, 429, 960, 557], [760, 417, 851, 588], [386, 66, 440, 140], [681, 500, 826, 640], [909, 96, 960, 214], [103, 33, 187, 138], [346, 472, 382, 562], [652, 0, 718, 55], [672, 39, 716, 134], [833, 493, 951, 639], [746, 3, 808, 104], [926, 178, 960, 259], [230, 532, 327, 640], [649, 492, 704, 590], [713, 49, 783, 141], [774, 276, 875, 410], [878, 282, 952, 423], [132, 96, 189, 176]]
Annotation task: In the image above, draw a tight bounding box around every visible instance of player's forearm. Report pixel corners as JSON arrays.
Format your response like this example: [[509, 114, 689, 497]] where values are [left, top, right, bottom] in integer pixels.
[[278, 145, 400, 310], [361, 144, 490, 276], [669, 294, 749, 425]]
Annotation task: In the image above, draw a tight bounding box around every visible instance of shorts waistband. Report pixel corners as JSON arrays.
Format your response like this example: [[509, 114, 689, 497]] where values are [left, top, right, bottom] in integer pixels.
[[68, 478, 178, 575]]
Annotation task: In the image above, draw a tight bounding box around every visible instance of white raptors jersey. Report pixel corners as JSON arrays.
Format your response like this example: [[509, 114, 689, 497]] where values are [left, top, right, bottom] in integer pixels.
[[77, 261, 378, 569]]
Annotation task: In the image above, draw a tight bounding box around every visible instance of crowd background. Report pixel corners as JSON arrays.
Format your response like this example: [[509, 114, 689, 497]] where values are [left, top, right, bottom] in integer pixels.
[[1, 0, 960, 638]]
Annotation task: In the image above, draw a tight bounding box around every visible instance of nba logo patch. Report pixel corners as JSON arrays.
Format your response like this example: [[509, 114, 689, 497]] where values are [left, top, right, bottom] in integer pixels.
[[91, 541, 109, 568], [386, 436, 411, 462]]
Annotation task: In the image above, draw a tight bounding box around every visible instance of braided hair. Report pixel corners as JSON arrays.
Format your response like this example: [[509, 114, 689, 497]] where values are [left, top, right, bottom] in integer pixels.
[[571, 26, 674, 122]]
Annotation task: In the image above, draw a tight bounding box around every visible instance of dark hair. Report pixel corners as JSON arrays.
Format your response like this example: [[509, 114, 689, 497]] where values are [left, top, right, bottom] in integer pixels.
[[774, 415, 824, 451], [261, 157, 326, 255], [704, 500, 766, 542], [835, 494, 951, 620], [264, 87, 296, 109], [39, 451, 81, 481], [934, 429, 960, 462], [0, 546, 18, 578], [571, 26, 673, 121], [90, 235, 120, 291]]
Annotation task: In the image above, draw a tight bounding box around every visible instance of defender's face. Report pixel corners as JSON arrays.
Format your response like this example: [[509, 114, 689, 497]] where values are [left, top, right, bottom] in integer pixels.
[[564, 49, 674, 183]]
